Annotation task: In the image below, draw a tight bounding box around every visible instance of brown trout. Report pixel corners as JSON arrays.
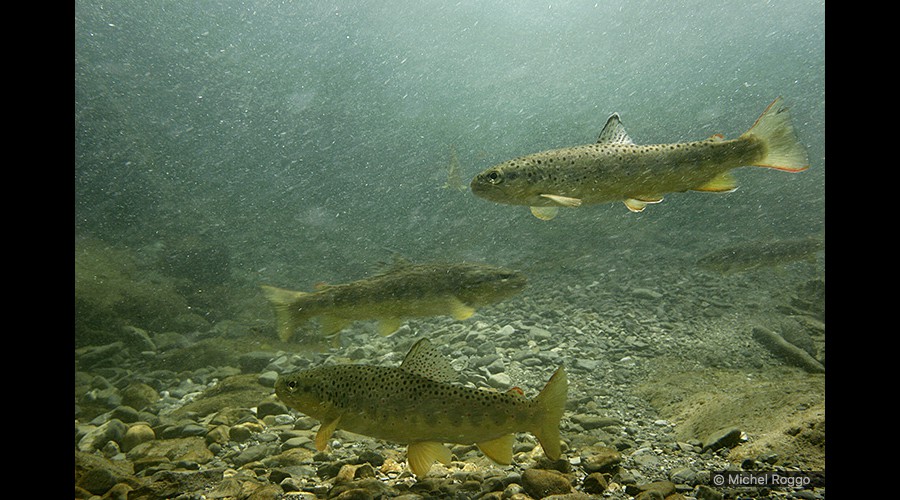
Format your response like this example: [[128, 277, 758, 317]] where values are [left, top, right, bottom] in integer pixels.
[[261, 261, 526, 342], [697, 235, 824, 275], [275, 338, 568, 478], [471, 97, 809, 219]]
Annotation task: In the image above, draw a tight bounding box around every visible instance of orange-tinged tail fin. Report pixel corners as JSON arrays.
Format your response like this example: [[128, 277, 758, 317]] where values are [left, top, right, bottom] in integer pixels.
[[533, 366, 568, 460], [741, 97, 809, 172]]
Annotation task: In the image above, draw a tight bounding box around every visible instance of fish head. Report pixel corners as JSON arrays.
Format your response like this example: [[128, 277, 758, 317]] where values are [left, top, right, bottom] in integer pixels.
[[275, 369, 330, 417], [455, 264, 527, 304], [470, 160, 544, 206]]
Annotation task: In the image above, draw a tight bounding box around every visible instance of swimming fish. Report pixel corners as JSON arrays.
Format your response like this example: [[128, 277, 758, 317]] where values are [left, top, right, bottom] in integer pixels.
[[274, 338, 568, 478], [441, 145, 468, 192], [697, 236, 824, 275], [261, 261, 526, 342], [470, 97, 809, 219]]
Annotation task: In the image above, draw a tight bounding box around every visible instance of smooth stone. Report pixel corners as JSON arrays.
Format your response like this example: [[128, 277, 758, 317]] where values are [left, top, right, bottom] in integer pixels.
[[632, 288, 663, 300], [485, 358, 506, 374], [240, 351, 276, 373], [636, 480, 676, 497], [487, 372, 512, 389], [258, 371, 279, 387], [120, 381, 159, 411], [702, 427, 742, 452], [521, 468, 573, 498], [110, 405, 141, 423], [257, 400, 289, 419], [582, 447, 622, 473], [205, 424, 230, 445], [233, 443, 279, 467], [669, 466, 699, 485], [282, 436, 313, 451], [570, 414, 622, 430], [582, 472, 608, 494], [122, 423, 156, 452], [497, 325, 515, 336], [631, 449, 660, 467], [229, 424, 253, 442], [526, 326, 552, 340], [78, 418, 128, 452], [126, 436, 214, 465]]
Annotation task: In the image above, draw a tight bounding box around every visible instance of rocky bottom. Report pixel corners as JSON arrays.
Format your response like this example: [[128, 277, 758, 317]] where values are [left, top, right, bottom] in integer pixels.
[[75, 255, 825, 499]]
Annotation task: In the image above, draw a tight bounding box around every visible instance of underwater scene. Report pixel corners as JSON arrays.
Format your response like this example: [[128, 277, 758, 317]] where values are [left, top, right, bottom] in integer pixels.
[[74, 1, 825, 499]]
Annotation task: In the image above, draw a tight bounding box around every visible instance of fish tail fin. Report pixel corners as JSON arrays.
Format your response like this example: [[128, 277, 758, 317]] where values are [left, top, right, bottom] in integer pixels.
[[740, 97, 809, 172], [260, 285, 313, 341], [532, 366, 568, 460]]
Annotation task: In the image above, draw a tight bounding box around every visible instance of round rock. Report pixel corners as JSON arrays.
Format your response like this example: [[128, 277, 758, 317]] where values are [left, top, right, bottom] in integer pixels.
[[122, 423, 156, 452]]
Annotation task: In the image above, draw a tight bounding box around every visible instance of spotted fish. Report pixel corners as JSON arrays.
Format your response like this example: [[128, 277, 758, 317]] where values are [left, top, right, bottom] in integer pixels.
[[470, 97, 809, 219], [274, 338, 568, 478], [261, 261, 526, 343]]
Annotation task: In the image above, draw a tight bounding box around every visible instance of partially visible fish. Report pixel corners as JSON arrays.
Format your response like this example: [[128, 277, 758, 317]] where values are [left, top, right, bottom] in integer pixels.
[[275, 338, 568, 478], [261, 261, 526, 342], [697, 236, 824, 275], [441, 145, 467, 192], [471, 97, 809, 219]]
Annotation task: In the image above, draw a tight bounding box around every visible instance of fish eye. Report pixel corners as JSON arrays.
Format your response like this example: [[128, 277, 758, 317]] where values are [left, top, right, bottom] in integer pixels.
[[486, 170, 503, 184]]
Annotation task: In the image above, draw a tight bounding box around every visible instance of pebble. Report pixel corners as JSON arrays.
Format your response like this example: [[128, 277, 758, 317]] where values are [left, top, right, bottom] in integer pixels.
[[258, 370, 279, 387], [487, 372, 512, 389], [497, 324, 516, 336], [78, 419, 128, 452], [121, 423, 155, 452], [632, 288, 663, 300], [701, 427, 742, 452], [74, 251, 826, 499], [521, 468, 573, 497]]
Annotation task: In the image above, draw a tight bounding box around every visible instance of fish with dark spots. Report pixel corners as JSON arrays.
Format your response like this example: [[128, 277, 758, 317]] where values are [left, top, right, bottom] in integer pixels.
[[471, 97, 809, 219], [261, 261, 526, 343], [275, 338, 568, 478]]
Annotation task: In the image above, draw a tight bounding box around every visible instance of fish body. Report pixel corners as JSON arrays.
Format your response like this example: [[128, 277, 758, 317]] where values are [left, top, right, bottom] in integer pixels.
[[275, 338, 568, 478], [261, 261, 526, 342], [471, 97, 809, 219], [697, 236, 824, 275]]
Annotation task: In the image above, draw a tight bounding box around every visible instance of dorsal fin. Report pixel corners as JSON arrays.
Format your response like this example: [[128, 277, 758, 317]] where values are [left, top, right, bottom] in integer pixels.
[[400, 338, 459, 383], [597, 113, 634, 145]]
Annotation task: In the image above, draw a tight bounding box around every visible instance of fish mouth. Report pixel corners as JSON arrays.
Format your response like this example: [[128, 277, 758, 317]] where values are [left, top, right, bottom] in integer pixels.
[[470, 172, 503, 201]]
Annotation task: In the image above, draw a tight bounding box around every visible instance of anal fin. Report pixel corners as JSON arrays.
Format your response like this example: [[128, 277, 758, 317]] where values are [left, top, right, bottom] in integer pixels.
[[449, 297, 476, 320], [377, 317, 403, 336], [476, 434, 515, 465], [320, 316, 351, 336], [693, 172, 737, 192], [407, 441, 452, 478]]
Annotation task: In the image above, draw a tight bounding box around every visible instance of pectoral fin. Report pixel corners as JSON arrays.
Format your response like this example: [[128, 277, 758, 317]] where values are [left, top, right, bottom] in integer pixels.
[[407, 441, 453, 478], [314, 416, 341, 451], [476, 434, 515, 465], [540, 194, 583, 207]]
